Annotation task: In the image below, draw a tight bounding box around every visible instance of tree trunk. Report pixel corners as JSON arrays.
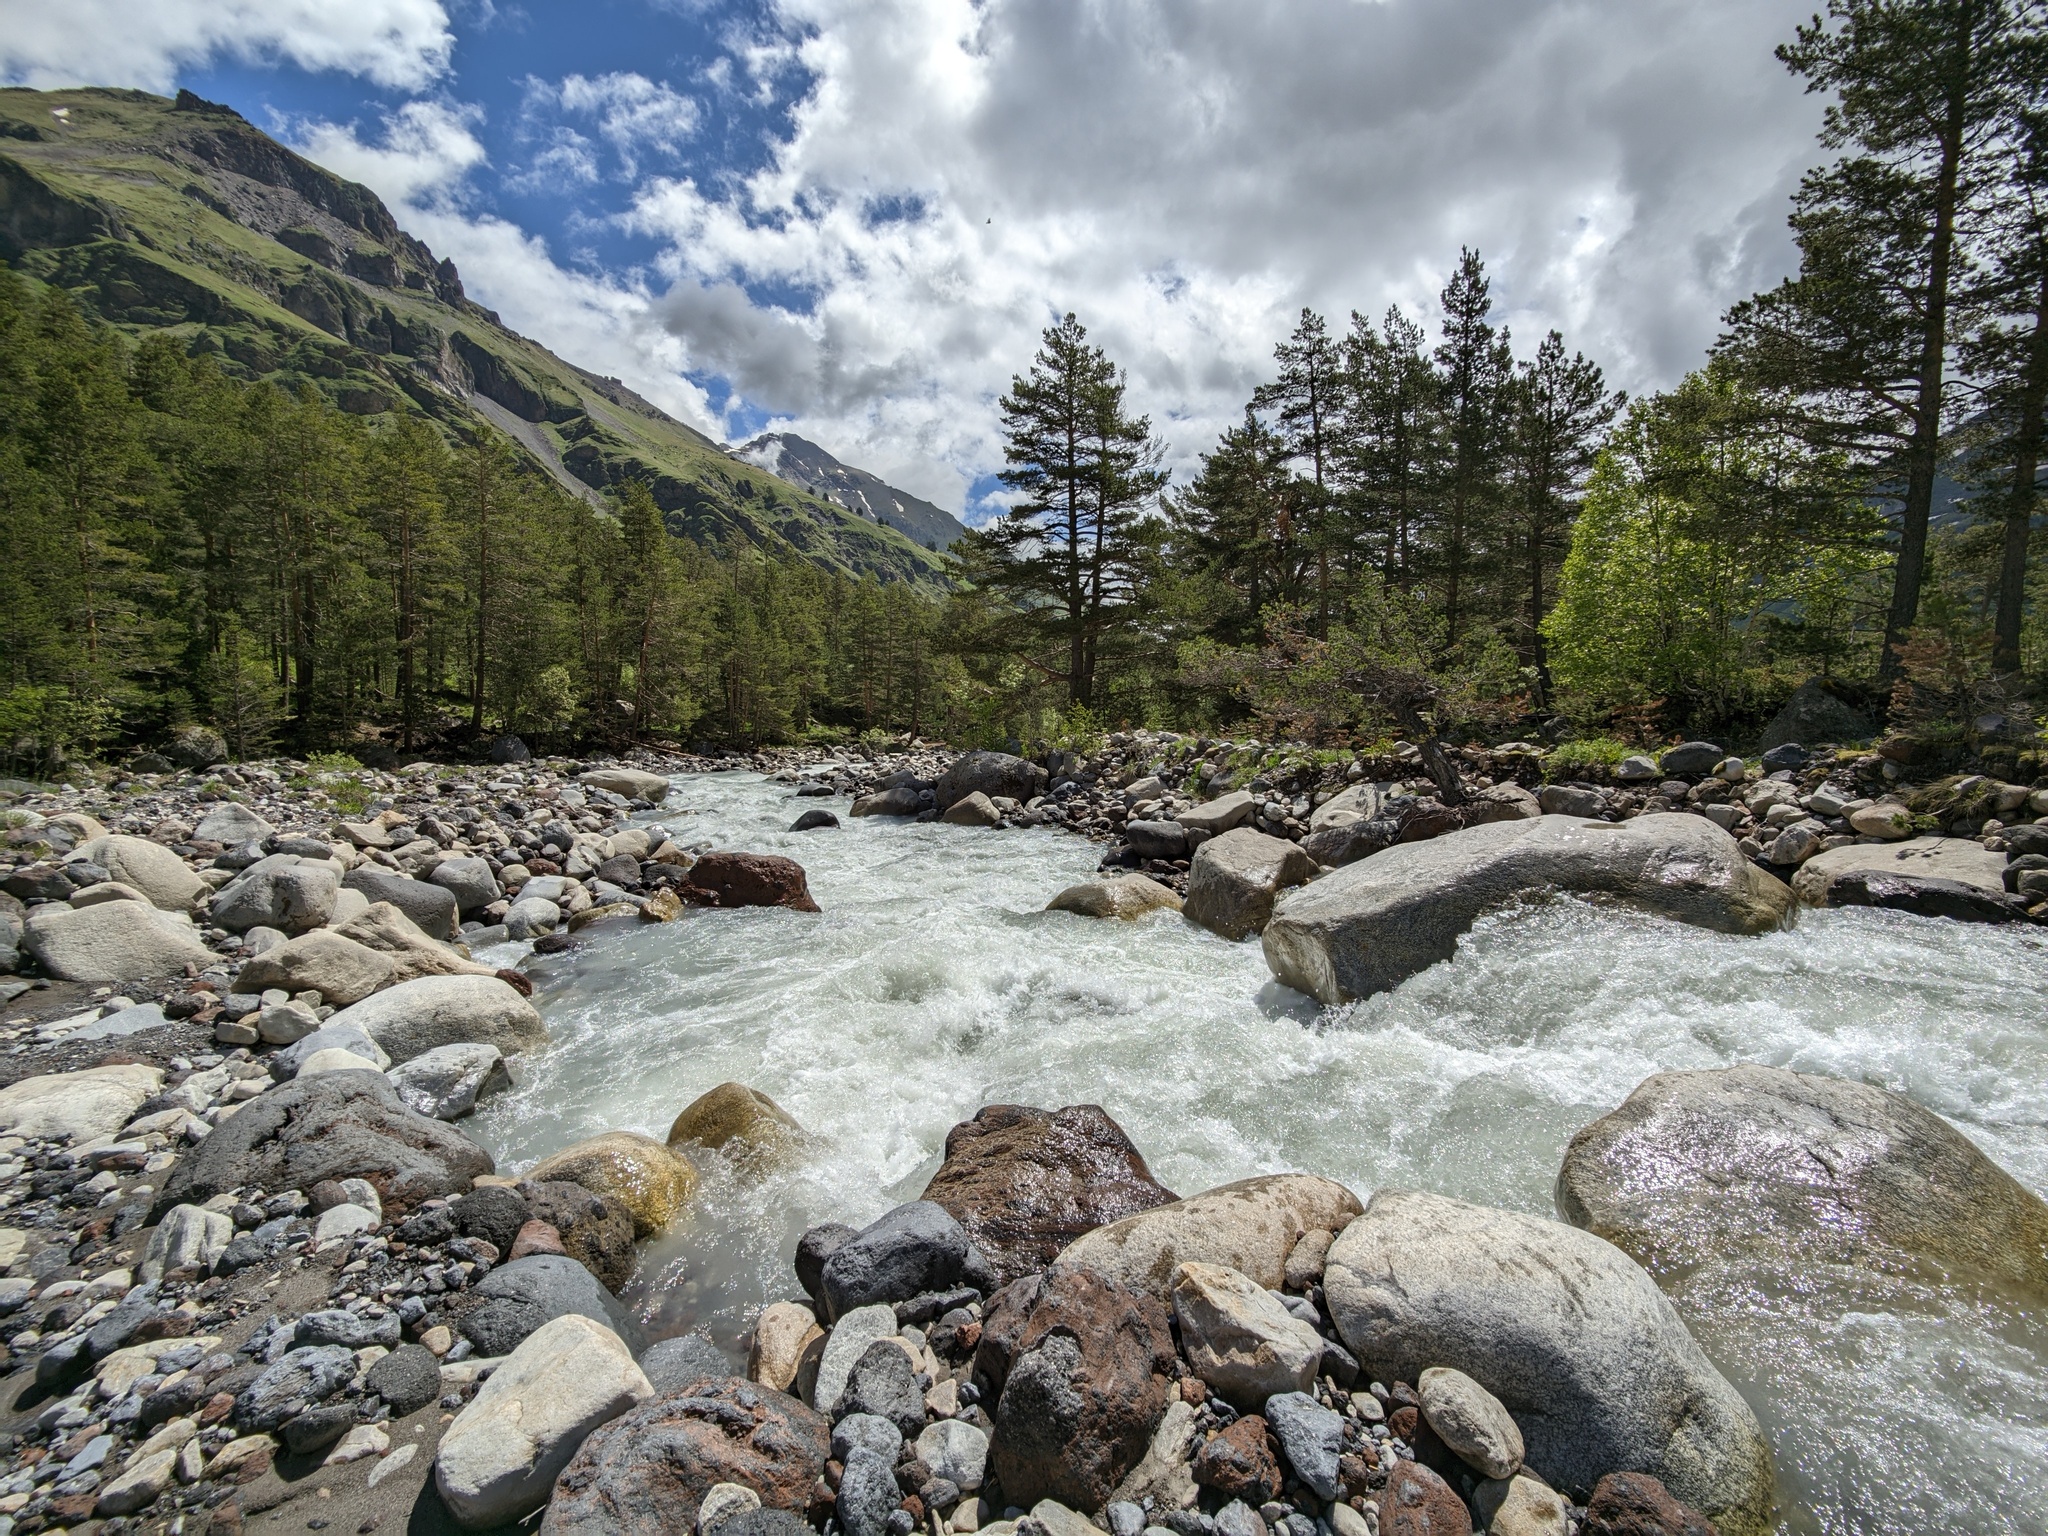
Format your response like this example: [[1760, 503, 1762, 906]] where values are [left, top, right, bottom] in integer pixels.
[[1995, 263, 2048, 674]]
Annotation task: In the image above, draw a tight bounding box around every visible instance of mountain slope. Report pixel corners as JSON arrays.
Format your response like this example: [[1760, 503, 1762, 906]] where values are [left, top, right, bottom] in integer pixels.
[[737, 432, 970, 550], [0, 86, 952, 588]]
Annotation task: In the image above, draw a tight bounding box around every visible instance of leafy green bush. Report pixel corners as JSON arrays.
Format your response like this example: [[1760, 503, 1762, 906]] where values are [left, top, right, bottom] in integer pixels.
[[1546, 737, 1632, 777]]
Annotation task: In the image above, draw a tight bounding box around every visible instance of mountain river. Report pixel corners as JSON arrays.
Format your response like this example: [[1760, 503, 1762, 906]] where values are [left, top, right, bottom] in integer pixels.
[[469, 770, 2048, 1536]]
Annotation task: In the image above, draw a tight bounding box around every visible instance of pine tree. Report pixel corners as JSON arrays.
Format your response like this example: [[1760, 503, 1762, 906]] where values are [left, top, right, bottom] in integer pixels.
[[1339, 306, 1440, 589], [1253, 309, 1343, 631], [1433, 249, 1514, 641]]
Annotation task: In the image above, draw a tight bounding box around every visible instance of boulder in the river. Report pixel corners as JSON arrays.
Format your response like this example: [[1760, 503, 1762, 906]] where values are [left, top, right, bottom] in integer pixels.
[[457, 1252, 648, 1357], [437, 1313, 653, 1529], [851, 787, 923, 818], [1045, 874, 1184, 920], [943, 791, 1003, 827], [386, 1042, 512, 1120], [20, 900, 215, 983], [1322, 1188, 1772, 1535], [579, 767, 671, 802], [72, 834, 207, 911], [682, 852, 821, 912], [527, 1130, 698, 1237], [922, 1103, 1178, 1287], [522, 1180, 638, 1293], [819, 1199, 974, 1321], [543, 1374, 829, 1536], [1050, 1173, 1363, 1301], [0, 1063, 162, 1143], [982, 1266, 1176, 1511], [935, 751, 1046, 812], [789, 808, 840, 832], [1790, 835, 2007, 904], [667, 1081, 806, 1166], [1262, 814, 1794, 1005], [1800, 869, 2026, 922], [235, 928, 395, 1006], [150, 1068, 493, 1221], [1182, 828, 1318, 941], [323, 973, 546, 1064], [1556, 1063, 2048, 1296], [342, 866, 460, 939]]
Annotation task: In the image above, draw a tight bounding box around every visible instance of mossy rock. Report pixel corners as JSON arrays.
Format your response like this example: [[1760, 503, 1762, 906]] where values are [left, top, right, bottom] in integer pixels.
[[527, 1131, 697, 1237]]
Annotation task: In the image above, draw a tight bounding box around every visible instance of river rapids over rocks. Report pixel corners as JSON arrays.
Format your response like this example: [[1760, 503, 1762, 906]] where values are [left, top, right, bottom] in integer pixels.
[[463, 770, 2048, 1536]]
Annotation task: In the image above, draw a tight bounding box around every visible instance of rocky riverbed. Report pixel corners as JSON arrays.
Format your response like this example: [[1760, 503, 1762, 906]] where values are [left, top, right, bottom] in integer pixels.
[[0, 738, 2043, 1535]]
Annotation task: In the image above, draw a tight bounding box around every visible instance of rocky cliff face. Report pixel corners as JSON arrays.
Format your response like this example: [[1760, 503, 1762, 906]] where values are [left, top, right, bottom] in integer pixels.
[[738, 432, 969, 550]]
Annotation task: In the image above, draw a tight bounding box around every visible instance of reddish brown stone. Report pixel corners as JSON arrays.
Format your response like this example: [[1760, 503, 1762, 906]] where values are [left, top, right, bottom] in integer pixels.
[[681, 853, 821, 912], [48, 1494, 97, 1523], [1180, 1378, 1208, 1407], [1582, 1472, 1719, 1536], [1377, 1461, 1472, 1536], [509, 1218, 567, 1260], [130, 1311, 196, 1343], [495, 967, 536, 998], [1337, 1450, 1382, 1500], [921, 1104, 1178, 1286], [1390, 1405, 1419, 1441], [544, 1377, 830, 1535], [197, 1392, 236, 1426], [1193, 1416, 1281, 1504]]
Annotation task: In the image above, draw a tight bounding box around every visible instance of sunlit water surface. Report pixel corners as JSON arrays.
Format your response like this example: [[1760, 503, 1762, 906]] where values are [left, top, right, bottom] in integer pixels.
[[468, 771, 2048, 1536]]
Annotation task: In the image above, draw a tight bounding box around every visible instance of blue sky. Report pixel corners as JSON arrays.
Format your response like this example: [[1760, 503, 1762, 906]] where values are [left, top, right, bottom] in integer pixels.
[[1, 1, 1829, 521]]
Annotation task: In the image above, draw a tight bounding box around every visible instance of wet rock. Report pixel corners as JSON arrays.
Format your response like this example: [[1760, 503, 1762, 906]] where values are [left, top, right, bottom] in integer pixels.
[[1377, 1460, 1472, 1536], [682, 852, 822, 912], [1262, 1391, 1344, 1500], [387, 1042, 513, 1119], [0, 1063, 164, 1143], [459, 1253, 648, 1356], [641, 1333, 732, 1394], [1051, 1173, 1363, 1301], [1264, 814, 1794, 1005], [1556, 1063, 2048, 1296], [922, 1103, 1178, 1287], [1324, 1189, 1770, 1534], [438, 1313, 654, 1528], [668, 1081, 806, 1164], [1193, 1415, 1280, 1504], [523, 1180, 636, 1291], [235, 1344, 358, 1430], [796, 1222, 856, 1309], [985, 1266, 1176, 1511], [528, 1130, 697, 1237], [1045, 874, 1184, 920], [1183, 829, 1317, 940], [151, 1068, 493, 1221], [1418, 1366, 1522, 1480], [235, 928, 395, 1005], [21, 900, 216, 983], [935, 751, 1046, 812], [1170, 1262, 1321, 1407], [324, 972, 546, 1064], [820, 1200, 972, 1321], [367, 1343, 442, 1414], [852, 787, 923, 818], [542, 1375, 829, 1536], [943, 792, 1003, 828], [1580, 1472, 1718, 1536], [790, 808, 841, 831]]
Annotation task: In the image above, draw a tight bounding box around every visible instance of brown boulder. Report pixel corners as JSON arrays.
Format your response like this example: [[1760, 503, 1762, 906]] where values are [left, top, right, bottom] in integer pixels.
[[521, 1180, 638, 1293], [682, 853, 821, 912], [922, 1104, 1178, 1286], [1581, 1472, 1719, 1536], [1192, 1415, 1280, 1504], [983, 1267, 1176, 1511], [1378, 1460, 1473, 1536], [540, 1376, 830, 1535]]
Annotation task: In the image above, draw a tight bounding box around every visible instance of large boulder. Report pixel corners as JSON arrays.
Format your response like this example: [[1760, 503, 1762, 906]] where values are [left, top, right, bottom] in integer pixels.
[[341, 866, 460, 939], [935, 751, 1046, 812], [523, 1181, 638, 1293], [682, 853, 821, 912], [1263, 814, 1794, 1005], [1176, 791, 1257, 836], [150, 1069, 494, 1221], [1050, 1173, 1363, 1301], [542, 1376, 830, 1535], [579, 767, 671, 802], [430, 856, 502, 915], [818, 1200, 974, 1321], [922, 1104, 1178, 1287], [235, 929, 395, 1006], [0, 1064, 162, 1142], [457, 1253, 647, 1357], [166, 725, 226, 768], [1170, 1261, 1322, 1407], [386, 1043, 512, 1120], [851, 787, 922, 817], [1790, 835, 2006, 904], [323, 973, 546, 1064], [20, 901, 214, 983], [982, 1266, 1176, 1511], [72, 835, 207, 911], [1556, 1064, 2048, 1296], [209, 856, 339, 935], [436, 1313, 654, 1529], [1323, 1189, 1772, 1535], [1045, 874, 1183, 920], [1310, 782, 1388, 831], [667, 1081, 806, 1165], [193, 801, 274, 846], [1182, 828, 1318, 941], [333, 902, 501, 983], [527, 1131, 698, 1237], [1760, 678, 1875, 750]]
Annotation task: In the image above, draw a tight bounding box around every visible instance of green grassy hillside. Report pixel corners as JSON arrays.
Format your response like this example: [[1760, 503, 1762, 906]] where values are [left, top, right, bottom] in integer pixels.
[[0, 85, 951, 587]]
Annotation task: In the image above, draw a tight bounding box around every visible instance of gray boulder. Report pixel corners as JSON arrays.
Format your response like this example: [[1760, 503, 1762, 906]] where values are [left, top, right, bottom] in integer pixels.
[[1309, 783, 1387, 831], [836, 1446, 899, 1536], [1656, 742, 1725, 778], [193, 802, 273, 845], [386, 1042, 512, 1120], [1182, 828, 1317, 941], [458, 1253, 647, 1357], [850, 787, 922, 818], [579, 766, 671, 802], [1323, 1189, 1771, 1535], [210, 855, 340, 935], [151, 1068, 493, 1221], [270, 1023, 390, 1079], [820, 1200, 971, 1321], [367, 1343, 442, 1414], [1556, 1064, 2048, 1296], [72, 834, 208, 910], [935, 751, 1046, 812], [21, 900, 215, 983], [1125, 820, 1189, 861], [430, 856, 501, 915], [323, 973, 547, 1065], [1176, 791, 1257, 836], [835, 1338, 925, 1436], [1262, 1392, 1343, 1500], [637, 1332, 730, 1393], [342, 866, 459, 939], [1790, 836, 2006, 904], [1536, 784, 1606, 819], [1262, 814, 1794, 1004], [235, 1345, 357, 1431]]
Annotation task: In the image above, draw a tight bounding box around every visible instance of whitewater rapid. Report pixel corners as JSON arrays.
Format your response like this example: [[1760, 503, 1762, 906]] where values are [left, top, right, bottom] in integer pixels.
[[468, 771, 2048, 1536]]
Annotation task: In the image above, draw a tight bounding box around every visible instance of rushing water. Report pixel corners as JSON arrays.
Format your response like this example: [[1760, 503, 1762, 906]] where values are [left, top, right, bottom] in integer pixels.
[[467, 770, 2048, 1536]]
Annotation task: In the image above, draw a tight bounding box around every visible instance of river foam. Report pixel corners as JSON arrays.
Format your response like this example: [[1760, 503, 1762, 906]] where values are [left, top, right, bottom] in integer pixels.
[[467, 770, 2048, 1536]]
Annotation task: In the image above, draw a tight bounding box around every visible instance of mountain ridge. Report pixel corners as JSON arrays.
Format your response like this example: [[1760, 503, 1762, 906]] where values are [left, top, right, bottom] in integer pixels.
[[737, 431, 970, 551], [0, 85, 952, 588]]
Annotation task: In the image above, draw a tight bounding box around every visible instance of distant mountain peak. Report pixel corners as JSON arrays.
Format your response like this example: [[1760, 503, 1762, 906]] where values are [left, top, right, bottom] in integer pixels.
[[736, 431, 967, 551]]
